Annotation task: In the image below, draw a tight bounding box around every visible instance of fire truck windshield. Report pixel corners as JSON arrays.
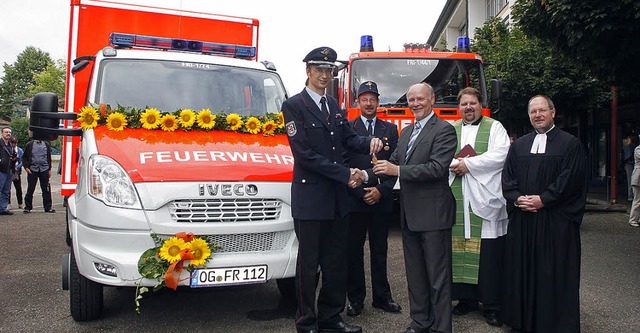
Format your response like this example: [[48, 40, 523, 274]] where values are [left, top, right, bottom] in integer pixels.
[[350, 58, 487, 108], [96, 59, 287, 116]]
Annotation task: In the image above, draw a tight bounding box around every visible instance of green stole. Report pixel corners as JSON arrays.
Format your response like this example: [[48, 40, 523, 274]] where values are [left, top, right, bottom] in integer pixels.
[[451, 116, 493, 284]]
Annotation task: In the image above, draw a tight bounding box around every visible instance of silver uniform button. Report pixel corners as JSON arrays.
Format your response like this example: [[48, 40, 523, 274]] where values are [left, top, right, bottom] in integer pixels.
[[330, 132, 334, 135], [302, 179, 306, 183]]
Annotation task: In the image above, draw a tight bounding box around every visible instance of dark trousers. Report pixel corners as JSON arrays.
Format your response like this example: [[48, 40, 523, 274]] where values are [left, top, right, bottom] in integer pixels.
[[347, 212, 392, 305], [403, 226, 453, 333], [452, 235, 506, 311], [12, 174, 23, 205], [24, 170, 52, 211], [294, 217, 348, 332]]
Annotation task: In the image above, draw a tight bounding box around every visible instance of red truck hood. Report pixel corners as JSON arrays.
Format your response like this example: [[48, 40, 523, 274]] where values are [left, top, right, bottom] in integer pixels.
[[93, 127, 293, 182]]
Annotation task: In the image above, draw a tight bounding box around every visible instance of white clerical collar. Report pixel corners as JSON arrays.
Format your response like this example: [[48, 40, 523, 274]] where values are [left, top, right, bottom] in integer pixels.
[[530, 125, 555, 154]]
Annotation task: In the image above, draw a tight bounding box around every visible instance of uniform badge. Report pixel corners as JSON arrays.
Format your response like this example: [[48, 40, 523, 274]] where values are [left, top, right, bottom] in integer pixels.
[[384, 146, 390, 151], [286, 121, 297, 137]]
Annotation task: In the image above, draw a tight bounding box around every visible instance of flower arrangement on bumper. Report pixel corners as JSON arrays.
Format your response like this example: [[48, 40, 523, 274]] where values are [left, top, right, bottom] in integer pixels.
[[135, 232, 221, 313], [76, 104, 286, 135]]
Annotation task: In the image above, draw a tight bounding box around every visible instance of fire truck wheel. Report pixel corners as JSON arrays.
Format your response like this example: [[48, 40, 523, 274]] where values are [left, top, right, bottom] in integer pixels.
[[69, 250, 103, 321], [276, 277, 295, 299]]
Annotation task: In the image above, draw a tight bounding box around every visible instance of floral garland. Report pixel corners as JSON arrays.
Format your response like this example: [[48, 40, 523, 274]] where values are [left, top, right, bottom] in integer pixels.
[[135, 232, 221, 313], [77, 104, 286, 135]]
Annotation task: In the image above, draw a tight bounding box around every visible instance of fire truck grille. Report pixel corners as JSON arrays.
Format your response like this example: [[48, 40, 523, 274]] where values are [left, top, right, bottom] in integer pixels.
[[169, 198, 282, 223], [158, 231, 293, 253], [205, 231, 292, 253]]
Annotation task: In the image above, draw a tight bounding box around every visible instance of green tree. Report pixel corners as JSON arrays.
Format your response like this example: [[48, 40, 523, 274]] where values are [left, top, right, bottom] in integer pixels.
[[0, 46, 53, 120], [29, 59, 66, 107], [8, 118, 30, 149], [512, 0, 640, 99], [473, 18, 610, 134]]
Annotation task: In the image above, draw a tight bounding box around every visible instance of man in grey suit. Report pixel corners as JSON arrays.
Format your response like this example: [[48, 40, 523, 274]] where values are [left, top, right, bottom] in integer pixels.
[[373, 83, 457, 333]]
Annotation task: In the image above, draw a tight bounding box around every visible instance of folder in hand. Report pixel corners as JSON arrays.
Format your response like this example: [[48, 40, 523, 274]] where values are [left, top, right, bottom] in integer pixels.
[[454, 144, 477, 158]]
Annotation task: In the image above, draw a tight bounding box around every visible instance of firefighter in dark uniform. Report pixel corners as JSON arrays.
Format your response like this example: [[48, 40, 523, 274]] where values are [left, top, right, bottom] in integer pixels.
[[282, 46, 382, 333], [345, 81, 401, 317]]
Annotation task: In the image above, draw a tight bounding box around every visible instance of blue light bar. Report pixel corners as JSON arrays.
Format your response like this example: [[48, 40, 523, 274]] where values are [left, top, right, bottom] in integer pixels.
[[109, 32, 256, 59]]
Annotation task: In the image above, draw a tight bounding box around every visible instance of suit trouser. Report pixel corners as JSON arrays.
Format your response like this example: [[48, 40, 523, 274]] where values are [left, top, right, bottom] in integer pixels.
[[12, 173, 23, 205], [403, 227, 452, 333], [24, 170, 52, 211], [347, 211, 392, 305], [294, 217, 348, 332]]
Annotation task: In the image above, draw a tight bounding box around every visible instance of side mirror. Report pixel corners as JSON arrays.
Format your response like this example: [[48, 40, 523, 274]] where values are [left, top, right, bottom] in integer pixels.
[[71, 60, 90, 75], [29, 92, 82, 140], [490, 79, 502, 102]]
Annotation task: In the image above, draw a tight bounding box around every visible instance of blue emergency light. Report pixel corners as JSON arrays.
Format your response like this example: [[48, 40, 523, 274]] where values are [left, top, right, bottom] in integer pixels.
[[109, 33, 256, 59], [457, 36, 470, 53], [360, 35, 374, 52]]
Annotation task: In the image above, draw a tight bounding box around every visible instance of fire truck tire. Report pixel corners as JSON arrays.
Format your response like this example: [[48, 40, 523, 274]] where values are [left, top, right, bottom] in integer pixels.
[[276, 277, 295, 299], [69, 250, 103, 321]]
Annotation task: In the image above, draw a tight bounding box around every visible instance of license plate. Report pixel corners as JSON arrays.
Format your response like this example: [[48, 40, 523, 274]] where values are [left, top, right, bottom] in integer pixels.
[[190, 265, 267, 288]]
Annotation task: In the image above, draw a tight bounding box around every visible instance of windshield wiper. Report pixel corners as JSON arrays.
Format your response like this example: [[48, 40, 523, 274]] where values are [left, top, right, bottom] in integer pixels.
[[380, 102, 408, 108]]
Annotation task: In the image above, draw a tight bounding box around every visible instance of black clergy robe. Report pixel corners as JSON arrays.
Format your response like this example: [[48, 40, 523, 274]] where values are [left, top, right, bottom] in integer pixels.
[[501, 127, 586, 333]]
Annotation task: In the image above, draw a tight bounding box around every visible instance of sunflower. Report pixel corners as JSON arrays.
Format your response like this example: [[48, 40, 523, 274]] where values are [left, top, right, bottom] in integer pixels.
[[77, 106, 99, 130], [226, 113, 244, 131], [187, 238, 212, 267], [160, 114, 179, 132], [197, 109, 216, 129], [158, 237, 188, 264], [245, 116, 262, 134], [140, 108, 162, 130], [262, 121, 277, 136], [275, 112, 285, 128], [179, 109, 196, 129], [105, 112, 128, 131]]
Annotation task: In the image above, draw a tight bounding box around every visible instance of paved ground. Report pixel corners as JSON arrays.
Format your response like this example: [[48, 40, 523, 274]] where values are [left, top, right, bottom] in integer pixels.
[[0, 163, 638, 332]]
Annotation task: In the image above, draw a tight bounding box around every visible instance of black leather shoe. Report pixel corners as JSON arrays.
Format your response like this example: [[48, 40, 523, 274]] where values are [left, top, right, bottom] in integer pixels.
[[452, 301, 479, 315], [0, 210, 13, 215], [484, 310, 503, 327], [45, 209, 56, 213], [372, 299, 402, 313], [319, 321, 362, 333], [298, 330, 318, 333], [346, 302, 363, 316]]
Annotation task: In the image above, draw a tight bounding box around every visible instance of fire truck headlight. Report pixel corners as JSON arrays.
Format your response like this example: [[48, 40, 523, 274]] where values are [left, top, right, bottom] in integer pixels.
[[88, 155, 141, 209]]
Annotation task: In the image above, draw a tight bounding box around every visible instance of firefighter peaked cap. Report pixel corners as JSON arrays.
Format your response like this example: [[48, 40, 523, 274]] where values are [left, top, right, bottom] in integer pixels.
[[303, 47, 337, 68]]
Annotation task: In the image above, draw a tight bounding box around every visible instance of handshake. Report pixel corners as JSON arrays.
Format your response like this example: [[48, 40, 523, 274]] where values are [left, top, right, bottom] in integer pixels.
[[348, 168, 366, 188]]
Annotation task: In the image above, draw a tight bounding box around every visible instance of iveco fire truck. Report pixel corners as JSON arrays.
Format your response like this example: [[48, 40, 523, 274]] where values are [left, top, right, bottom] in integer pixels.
[[330, 35, 501, 131], [28, 0, 296, 321]]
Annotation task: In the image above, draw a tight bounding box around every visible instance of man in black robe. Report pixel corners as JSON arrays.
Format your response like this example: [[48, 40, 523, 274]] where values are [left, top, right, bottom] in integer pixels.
[[501, 95, 586, 333]]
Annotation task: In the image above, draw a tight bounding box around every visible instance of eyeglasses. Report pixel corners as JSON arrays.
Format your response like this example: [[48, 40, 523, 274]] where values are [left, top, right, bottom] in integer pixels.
[[311, 67, 334, 75], [529, 108, 553, 115]]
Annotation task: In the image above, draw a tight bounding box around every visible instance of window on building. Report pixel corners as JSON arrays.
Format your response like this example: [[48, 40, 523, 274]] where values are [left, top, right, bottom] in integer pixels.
[[486, 0, 507, 19]]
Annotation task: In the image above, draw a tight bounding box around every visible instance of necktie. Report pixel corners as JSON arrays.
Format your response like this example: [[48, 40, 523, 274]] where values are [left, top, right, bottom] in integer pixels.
[[320, 97, 328, 115], [367, 119, 374, 136], [405, 121, 422, 163]]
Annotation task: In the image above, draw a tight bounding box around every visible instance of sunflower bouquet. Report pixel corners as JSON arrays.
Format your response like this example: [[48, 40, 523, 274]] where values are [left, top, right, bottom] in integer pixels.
[[135, 232, 221, 313], [76, 104, 286, 135]]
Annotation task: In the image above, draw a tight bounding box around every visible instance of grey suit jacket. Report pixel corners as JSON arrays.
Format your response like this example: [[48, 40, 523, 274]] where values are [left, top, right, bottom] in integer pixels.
[[389, 113, 457, 232]]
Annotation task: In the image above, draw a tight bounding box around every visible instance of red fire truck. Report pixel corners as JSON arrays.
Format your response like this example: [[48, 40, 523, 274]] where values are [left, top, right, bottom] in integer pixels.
[[330, 35, 501, 130]]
